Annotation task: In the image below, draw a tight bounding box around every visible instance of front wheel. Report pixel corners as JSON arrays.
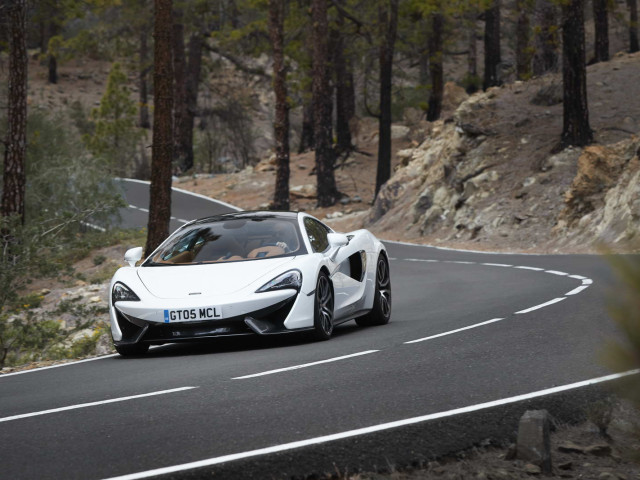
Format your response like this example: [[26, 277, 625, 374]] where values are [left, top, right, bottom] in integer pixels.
[[114, 342, 150, 357], [311, 271, 334, 340], [356, 254, 392, 327]]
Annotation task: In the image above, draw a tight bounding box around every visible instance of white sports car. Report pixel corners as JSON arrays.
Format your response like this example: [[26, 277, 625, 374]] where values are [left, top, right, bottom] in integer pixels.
[[109, 211, 391, 356]]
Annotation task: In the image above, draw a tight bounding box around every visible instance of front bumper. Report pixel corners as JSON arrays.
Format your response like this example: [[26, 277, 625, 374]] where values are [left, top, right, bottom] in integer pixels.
[[110, 289, 306, 345]]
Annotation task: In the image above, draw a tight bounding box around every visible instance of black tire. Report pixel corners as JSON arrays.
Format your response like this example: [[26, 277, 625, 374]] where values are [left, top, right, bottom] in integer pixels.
[[114, 342, 150, 356], [311, 271, 334, 340], [356, 254, 392, 327]]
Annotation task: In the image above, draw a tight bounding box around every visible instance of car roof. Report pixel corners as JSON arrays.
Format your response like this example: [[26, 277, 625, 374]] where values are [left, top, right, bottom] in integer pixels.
[[188, 210, 300, 225]]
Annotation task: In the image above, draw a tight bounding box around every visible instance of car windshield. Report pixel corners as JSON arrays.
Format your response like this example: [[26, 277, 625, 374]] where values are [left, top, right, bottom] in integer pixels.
[[144, 217, 307, 266]]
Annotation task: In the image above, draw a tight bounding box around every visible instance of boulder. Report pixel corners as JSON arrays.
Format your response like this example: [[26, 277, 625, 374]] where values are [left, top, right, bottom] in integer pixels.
[[289, 184, 317, 199]]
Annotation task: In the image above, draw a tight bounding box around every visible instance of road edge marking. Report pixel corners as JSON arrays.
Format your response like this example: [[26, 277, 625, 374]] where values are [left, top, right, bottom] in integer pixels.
[[101, 370, 640, 480], [404, 318, 504, 344]]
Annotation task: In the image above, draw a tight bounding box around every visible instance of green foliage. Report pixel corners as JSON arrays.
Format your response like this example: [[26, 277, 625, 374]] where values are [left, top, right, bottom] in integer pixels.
[[461, 72, 482, 94], [25, 109, 124, 226], [392, 85, 430, 121], [0, 297, 111, 369], [86, 62, 143, 176], [606, 255, 640, 408]]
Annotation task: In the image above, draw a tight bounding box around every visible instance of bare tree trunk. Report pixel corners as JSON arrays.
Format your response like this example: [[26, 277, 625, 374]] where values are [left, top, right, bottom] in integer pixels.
[[427, 9, 444, 122], [375, 0, 399, 198], [2, 0, 28, 223], [467, 8, 478, 78], [561, 0, 592, 147], [268, 0, 290, 210], [182, 33, 203, 173], [629, 0, 639, 52], [516, 0, 532, 79], [298, 98, 315, 153], [483, 0, 501, 90], [173, 8, 189, 174], [312, 0, 339, 207], [333, 25, 353, 155], [533, 0, 558, 75], [593, 0, 609, 62], [139, 11, 151, 129], [145, 0, 174, 256]]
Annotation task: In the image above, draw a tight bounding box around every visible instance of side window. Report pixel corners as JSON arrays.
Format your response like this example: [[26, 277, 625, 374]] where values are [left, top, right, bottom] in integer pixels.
[[304, 218, 330, 253]]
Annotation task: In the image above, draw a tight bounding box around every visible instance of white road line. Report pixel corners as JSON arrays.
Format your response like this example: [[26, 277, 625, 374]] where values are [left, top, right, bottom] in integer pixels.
[[404, 318, 504, 344], [481, 263, 512, 267], [569, 274, 587, 280], [232, 351, 379, 380], [582, 279, 593, 285], [0, 387, 197, 423], [444, 260, 476, 265], [383, 239, 546, 256], [514, 266, 544, 271], [566, 285, 590, 296], [404, 258, 439, 263], [0, 354, 119, 379], [515, 297, 566, 314], [545, 270, 568, 276], [102, 369, 640, 480]]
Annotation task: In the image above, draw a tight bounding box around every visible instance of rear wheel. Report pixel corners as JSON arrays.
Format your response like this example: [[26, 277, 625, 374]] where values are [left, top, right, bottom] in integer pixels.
[[356, 254, 392, 327], [114, 342, 150, 356], [312, 271, 334, 340]]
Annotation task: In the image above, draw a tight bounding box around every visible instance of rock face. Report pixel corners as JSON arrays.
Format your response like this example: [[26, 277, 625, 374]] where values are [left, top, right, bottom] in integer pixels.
[[516, 410, 552, 474], [364, 77, 640, 252]]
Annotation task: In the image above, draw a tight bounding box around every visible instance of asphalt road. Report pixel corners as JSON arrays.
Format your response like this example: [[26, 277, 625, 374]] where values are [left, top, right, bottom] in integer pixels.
[[0, 179, 633, 480]]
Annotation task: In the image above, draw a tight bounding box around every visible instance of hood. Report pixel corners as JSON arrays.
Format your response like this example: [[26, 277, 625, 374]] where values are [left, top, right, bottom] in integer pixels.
[[137, 257, 295, 299]]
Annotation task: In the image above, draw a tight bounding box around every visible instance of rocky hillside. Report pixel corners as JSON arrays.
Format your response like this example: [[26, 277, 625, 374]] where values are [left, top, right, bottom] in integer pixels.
[[359, 52, 640, 253]]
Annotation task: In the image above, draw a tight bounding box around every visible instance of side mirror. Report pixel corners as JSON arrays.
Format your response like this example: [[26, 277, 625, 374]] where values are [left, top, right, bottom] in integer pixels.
[[327, 233, 349, 249], [124, 247, 143, 267]]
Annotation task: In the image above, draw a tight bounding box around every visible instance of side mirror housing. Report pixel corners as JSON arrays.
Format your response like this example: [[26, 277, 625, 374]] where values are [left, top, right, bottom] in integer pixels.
[[124, 247, 143, 267], [327, 233, 349, 249]]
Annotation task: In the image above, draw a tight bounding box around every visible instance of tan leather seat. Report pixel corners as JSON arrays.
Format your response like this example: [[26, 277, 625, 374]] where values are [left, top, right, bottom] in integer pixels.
[[247, 246, 285, 258]]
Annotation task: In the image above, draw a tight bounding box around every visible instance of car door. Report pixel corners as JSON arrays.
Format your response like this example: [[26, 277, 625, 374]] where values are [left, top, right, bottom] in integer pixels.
[[302, 217, 366, 320]]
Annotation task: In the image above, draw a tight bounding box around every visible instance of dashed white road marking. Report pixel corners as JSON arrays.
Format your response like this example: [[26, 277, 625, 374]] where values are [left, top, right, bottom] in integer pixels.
[[569, 274, 587, 280], [405, 258, 439, 263], [515, 297, 566, 314], [0, 354, 119, 379], [514, 265, 545, 271], [232, 350, 379, 380], [444, 260, 476, 265], [481, 263, 512, 267], [0, 386, 197, 423], [404, 318, 504, 344], [101, 369, 640, 480], [582, 279, 593, 285], [566, 285, 590, 296], [545, 270, 568, 276]]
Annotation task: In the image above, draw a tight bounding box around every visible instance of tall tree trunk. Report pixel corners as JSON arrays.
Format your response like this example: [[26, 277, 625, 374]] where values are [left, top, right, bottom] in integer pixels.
[[172, 8, 189, 174], [593, 0, 609, 62], [268, 0, 290, 210], [483, 0, 501, 90], [375, 0, 399, 198], [298, 98, 315, 153], [532, 0, 558, 75], [629, 0, 639, 52], [427, 9, 444, 122], [561, 0, 592, 147], [145, 0, 174, 256], [467, 8, 478, 77], [312, 0, 339, 207], [2, 0, 28, 223], [333, 25, 353, 155], [182, 33, 203, 173], [515, 0, 532, 79], [139, 14, 151, 129]]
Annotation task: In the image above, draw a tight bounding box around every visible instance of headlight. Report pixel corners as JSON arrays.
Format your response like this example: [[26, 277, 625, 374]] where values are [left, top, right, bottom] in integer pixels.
[[112, 282, 140, 304], [256, 270, 302, 293]]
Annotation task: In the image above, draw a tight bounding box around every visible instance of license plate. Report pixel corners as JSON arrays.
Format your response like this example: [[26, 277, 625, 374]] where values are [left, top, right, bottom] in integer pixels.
[[163, 306, 223, 323]]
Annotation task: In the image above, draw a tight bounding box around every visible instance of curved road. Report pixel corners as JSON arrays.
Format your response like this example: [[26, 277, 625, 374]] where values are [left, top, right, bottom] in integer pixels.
[[0, 179, 634, 480]]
